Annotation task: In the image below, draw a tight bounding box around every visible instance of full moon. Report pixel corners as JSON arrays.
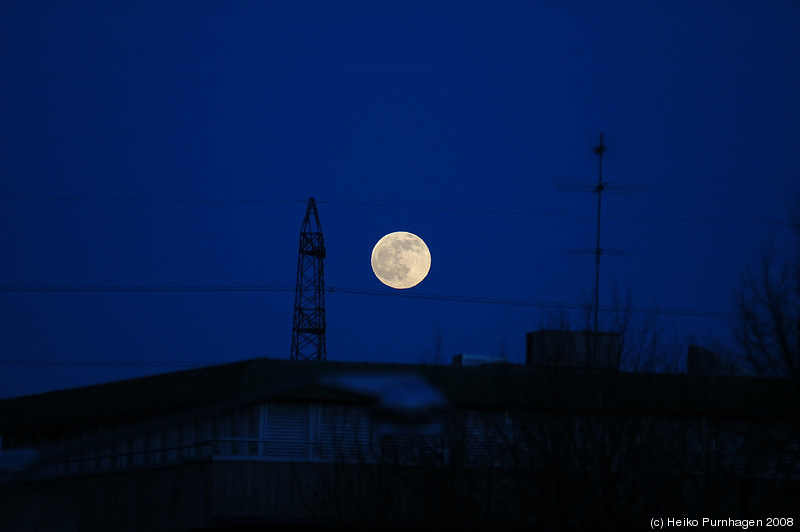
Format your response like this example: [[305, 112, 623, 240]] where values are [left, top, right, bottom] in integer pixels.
[[371, 231, 431, 289]]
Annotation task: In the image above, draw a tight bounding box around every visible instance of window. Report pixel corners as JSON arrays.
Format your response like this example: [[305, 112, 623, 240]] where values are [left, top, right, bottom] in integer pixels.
[[264, 402, 310, 460]]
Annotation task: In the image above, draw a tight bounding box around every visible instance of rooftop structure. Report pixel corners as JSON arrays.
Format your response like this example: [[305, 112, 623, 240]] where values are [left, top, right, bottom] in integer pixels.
[[526, 329, 621, 369]]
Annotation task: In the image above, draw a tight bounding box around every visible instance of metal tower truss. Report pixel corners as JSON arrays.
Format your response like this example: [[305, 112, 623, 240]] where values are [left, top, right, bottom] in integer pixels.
[[291, 197, 326, 361]]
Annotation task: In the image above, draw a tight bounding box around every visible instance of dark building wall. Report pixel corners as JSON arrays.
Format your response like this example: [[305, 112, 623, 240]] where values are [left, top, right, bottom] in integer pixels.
[[0, 461, 213, 532], [2, 358, 799, 529], [3, 414, 799, 530], [686, 344, 740, 376], [1, 460, 333, 532]]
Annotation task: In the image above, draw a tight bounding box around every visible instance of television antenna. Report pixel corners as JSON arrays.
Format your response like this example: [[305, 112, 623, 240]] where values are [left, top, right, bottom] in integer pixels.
[[555, 133, 655, 351]]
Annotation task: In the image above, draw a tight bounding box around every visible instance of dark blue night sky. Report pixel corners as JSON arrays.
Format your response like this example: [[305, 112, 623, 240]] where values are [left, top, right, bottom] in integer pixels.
[[1, 2, 798, 398]]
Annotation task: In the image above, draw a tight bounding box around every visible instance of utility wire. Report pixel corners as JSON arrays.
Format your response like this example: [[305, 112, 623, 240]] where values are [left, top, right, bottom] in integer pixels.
[[318, 200, 794, 227], [0, 285, 293, 293], [0, 194, 794, 228], [0, 284, 740, 319], [326, 286, 741, 319], [0, 195, 302, 205], [0, 359, 213, 368]]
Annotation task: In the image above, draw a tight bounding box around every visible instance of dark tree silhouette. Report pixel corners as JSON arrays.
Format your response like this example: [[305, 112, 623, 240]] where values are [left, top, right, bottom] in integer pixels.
[[735, 203, 800, 379]]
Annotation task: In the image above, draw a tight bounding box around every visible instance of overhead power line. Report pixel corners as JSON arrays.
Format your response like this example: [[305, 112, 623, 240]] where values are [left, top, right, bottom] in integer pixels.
[[0, 195, 794, 228], [0, 359, 213, 368], [318, 200, 793, 227], [0, 284, 740, 319], [0, 195, 302, 205], [0, 285, 293, 293], [326, 286, 740, 319]]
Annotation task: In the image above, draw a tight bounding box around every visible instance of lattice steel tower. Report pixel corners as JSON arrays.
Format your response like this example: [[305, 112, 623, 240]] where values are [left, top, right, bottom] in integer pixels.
[[290, 197, 326, 361]]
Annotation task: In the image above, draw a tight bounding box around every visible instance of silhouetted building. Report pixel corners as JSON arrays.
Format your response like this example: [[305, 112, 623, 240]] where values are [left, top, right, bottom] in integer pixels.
[[687, 344, 739, 376], [526, 329, 621, 369], [0, 357, 797, 530]]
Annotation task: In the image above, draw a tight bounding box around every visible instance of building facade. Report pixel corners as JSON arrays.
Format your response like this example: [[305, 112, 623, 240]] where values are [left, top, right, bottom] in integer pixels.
[[0, 357, 798, 530]]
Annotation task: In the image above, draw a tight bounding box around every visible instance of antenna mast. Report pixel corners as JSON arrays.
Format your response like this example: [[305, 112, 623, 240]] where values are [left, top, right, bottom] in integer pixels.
[[592, 133, 606, 341], [291, 197, 326, 361], [556, 133, 654, 362]]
